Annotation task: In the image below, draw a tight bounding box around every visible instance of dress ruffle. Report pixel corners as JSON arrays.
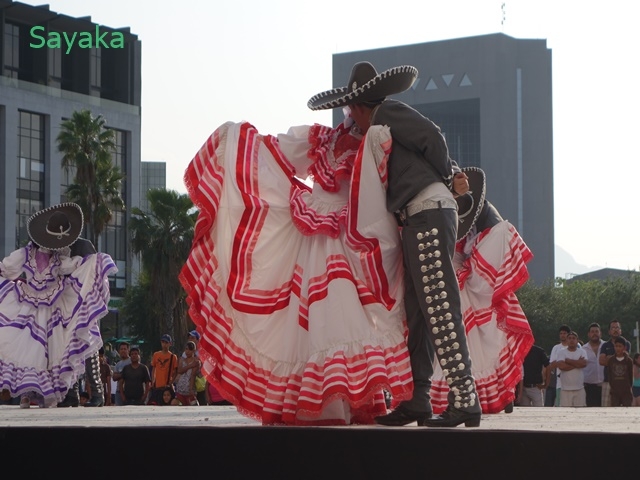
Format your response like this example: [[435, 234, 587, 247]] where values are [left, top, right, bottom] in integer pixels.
[[0, 243, 117, 403], [430, 221, 534, 413], [180, 121, 412, 425]]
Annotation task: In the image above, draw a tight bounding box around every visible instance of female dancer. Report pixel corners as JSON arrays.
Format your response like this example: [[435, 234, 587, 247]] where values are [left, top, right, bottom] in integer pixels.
[[0, 203, 116, 407], [429, 168, 534, 414], [180, 117, 413, 425]]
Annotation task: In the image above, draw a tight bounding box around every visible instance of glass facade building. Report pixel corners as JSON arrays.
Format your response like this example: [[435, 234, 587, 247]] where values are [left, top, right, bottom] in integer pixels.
[[0, 0, 142, 302], [332, 34, 554, 282]]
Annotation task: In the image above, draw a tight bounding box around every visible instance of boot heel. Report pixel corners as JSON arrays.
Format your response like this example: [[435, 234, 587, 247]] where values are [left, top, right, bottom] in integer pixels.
[[465, 417, 481, 427]]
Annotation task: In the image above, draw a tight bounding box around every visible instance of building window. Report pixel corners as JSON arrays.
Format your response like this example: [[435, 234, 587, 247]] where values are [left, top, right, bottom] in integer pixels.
[[3, 23, 20, 79], [48, 46, 62, 88], [16, 111, 45, 248], [416, 98, 481, 168], [103, 129, 128, 295], [90, 47, 102, 94]]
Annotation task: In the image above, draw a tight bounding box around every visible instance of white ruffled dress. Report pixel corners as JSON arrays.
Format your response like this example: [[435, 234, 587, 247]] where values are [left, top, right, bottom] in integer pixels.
[[180, 121, 413, 425], [0, 242, 116, 404]]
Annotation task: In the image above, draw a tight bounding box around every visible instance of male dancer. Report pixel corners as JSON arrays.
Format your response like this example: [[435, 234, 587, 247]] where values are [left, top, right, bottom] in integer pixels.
[[57, 235, 105, 407], [308, 61, 481, 427]]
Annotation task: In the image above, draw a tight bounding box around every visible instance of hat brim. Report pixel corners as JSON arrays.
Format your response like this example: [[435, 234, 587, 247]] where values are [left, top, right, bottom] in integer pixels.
[[307, 65, 418, 111], [456, 167, 486, 241], [27, 203, 84, 250]]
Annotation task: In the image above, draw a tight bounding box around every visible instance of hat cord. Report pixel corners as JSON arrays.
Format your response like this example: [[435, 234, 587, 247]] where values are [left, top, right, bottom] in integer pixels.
[[45, 224, 71, 239]]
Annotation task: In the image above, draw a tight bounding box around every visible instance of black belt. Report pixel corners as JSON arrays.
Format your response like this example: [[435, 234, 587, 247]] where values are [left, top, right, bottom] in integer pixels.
[[523, 383, 540, 388]]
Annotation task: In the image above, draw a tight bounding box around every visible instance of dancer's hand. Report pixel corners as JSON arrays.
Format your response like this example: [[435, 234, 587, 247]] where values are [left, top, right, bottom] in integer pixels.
[[452, 172, 469, 197]]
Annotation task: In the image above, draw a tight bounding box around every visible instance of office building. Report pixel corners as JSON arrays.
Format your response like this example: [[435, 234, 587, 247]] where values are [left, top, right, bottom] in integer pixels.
[[1, 0, 142, 296], [332, 34, 554, 283]]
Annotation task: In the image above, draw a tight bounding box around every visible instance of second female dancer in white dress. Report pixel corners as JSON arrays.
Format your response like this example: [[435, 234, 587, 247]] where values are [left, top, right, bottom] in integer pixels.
[[0, 203, 116, 407]]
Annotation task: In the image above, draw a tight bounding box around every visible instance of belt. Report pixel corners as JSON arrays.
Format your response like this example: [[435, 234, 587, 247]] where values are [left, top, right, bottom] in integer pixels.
[[524, 383, 541, 388], [396, 198, 458, 223]]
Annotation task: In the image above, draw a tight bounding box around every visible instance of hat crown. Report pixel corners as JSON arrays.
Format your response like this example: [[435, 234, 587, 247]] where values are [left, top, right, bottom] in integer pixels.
[[307, 62, 418, 111], [27, 202, 84, 250], [348, 62, 378, 93]]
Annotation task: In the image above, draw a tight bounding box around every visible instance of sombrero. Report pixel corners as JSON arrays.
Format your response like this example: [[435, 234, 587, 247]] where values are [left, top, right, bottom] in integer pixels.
[[456, 167, 486, 241], [27, 203, 84, 250], [307, 61, 418, 111]]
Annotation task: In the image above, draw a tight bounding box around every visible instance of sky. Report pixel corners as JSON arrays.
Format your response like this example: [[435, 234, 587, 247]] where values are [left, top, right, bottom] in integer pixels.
[[19, 0, 640, 277]]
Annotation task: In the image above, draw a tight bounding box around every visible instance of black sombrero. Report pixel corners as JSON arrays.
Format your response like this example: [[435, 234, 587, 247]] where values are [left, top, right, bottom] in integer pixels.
[[307, 61, 418, 111], [27, 203, 84, 250], [456, 167, 486, 241]]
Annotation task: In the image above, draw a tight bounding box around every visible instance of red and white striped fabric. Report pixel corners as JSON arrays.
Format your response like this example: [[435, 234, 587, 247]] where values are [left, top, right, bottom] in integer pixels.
[[430, 221, 534, 414], [180, 122, 413, 425]]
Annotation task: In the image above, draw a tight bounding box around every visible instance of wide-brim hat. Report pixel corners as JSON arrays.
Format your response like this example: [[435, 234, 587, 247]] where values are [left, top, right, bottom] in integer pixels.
[[27, 203, 84, 250], [456, 167, 486, 241], [307, 61, 418, 111]]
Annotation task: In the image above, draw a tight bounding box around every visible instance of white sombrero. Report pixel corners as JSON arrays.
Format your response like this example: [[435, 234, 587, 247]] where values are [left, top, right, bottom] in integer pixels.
[[27, 203, 84, 250], [307, 61, 418, 111]]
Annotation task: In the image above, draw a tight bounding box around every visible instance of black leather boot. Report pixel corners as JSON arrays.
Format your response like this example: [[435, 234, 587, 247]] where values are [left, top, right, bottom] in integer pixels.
[[83, 353, 104, 407], [57, 382, 80, 408]]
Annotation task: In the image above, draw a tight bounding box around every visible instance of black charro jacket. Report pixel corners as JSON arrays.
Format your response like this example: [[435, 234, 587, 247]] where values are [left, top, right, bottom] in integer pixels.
[[371, 99, 458, 213]]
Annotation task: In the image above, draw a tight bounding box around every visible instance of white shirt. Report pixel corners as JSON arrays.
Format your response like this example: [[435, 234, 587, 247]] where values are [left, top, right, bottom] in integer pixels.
[[582, 340, 605, 384], [556, 348, 588, 390], [550, 343, 567, 389]]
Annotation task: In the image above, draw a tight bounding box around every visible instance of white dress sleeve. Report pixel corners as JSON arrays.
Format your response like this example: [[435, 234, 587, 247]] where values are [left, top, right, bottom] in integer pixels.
[[56, 253, 85, 275], [276, 125, 313, 180], [0, 248, 27, 280]]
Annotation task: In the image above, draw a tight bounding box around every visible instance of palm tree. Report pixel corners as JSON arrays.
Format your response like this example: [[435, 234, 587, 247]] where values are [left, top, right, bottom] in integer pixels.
[[57, 109, 124, 246], [128, 188, 197, 348]]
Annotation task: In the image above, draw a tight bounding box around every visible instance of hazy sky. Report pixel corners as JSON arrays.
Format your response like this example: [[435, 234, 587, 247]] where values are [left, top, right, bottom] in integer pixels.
[[20, 0, 640, 276]]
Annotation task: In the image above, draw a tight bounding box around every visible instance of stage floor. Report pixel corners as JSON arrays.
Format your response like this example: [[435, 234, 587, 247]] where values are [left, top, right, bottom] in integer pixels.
[[2, 405, 640, 433], [2, 405, 639, 479]]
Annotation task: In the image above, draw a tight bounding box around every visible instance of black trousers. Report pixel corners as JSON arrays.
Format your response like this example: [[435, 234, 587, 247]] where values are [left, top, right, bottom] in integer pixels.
[[584, 383, 602, 407], [396, 206, 479, 414]]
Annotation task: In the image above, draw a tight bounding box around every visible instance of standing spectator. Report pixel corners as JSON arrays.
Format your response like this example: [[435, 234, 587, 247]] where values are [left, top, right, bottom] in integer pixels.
[[518, 345, 549, 407], [173, 341, 201, 406], [112, 341, 131, 406], [544, 358, 557, 407], [599, 319, 631, 407], [548, 324, 572, 406], [606, 336, 633, 407], [582, 322, 605, 406], [555, 331, 587, 407], [150, 334, 178, 405], [118, 347, 151, 405], [98, 348, 113, 406], [183, 330, 207, 406], [632, 353, 640, 406]]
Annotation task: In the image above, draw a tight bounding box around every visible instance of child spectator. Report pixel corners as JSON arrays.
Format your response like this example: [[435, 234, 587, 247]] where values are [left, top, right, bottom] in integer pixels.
[[173, 341, 201, 406], [607, 336, 633, 406]]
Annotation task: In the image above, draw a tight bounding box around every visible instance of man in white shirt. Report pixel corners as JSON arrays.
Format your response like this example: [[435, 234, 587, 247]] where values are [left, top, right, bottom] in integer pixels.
[[582, 323, 605, 406], [555, 331, 588, 407], [548, 324, 571, 406]]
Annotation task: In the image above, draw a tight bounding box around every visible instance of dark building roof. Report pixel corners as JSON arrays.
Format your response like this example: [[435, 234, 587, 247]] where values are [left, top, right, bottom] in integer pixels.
[[0, 0, 138, 41]]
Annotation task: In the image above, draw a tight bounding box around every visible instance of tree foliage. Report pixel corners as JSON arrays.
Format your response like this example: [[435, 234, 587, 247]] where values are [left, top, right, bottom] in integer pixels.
[[57, 109, 124, 246], [123, 188, 197, 353], [518, 275, 640, 354]]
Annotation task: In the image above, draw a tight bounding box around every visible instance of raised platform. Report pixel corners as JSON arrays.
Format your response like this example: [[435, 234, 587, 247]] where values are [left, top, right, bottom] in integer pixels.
[[2, 406, 638, 478]]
